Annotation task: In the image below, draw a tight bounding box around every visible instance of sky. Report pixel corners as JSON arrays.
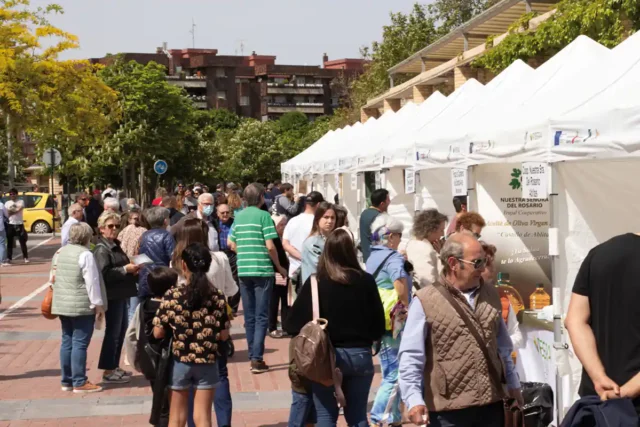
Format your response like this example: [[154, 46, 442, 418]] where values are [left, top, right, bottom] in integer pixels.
[[31, 0, 424, 66]]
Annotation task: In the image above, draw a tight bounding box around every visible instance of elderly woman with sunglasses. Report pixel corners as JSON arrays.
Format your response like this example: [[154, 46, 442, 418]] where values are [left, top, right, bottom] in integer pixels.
[[94, 211, 141, 384], [366, 213, 413, 427]]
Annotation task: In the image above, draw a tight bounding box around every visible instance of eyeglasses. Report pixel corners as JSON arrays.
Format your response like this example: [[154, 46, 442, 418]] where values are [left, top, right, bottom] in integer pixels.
[[105, 224, 118, 230], [219, 211, 230, 215], [456, 258, 487, 270]]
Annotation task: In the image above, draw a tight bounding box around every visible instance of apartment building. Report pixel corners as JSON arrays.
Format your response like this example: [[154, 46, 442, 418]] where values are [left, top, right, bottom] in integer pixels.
[[92, 48, 366, 121]]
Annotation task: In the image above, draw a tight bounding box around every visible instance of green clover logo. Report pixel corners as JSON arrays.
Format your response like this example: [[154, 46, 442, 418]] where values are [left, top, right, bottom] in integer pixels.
[[509, 168, 521, 190]]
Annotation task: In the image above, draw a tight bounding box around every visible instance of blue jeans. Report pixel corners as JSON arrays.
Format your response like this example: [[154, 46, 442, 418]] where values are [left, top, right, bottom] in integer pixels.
[[98, 298, 128, 371], [214, 341, 232, 426], [0, 230, 6, 263], [239, 276, 274, 361], [128, 295, 140, 325], [289, 390, 317, 427], [370, 333, 402, 424], [311, 347, 375, 427], [59, 314, 95, 387]]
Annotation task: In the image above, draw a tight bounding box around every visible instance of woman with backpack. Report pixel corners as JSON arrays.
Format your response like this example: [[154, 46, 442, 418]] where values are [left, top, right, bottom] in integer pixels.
[[153, 243, 231, 427], [366, 214, 412, 427], [285, 228, 386, 426]]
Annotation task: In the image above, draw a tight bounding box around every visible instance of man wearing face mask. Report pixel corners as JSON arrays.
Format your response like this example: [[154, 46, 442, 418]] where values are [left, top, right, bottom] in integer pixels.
[[171, 193, 220, 252]]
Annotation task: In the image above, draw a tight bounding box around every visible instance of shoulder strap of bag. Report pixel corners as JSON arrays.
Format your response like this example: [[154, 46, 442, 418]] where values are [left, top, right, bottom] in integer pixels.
[[373, 252, 395, 280], [433, 281, 504, 389], [311, 274, 320, 320], [49, 248, 64, 285]]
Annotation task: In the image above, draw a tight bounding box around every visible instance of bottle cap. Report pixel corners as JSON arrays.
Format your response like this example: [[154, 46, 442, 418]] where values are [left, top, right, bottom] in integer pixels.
[[536, 283, 544, 288], [498, 272, 510, 281]]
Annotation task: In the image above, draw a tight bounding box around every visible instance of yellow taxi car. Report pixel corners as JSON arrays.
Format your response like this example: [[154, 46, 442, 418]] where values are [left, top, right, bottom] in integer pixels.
[[1, 192, 55, 234]]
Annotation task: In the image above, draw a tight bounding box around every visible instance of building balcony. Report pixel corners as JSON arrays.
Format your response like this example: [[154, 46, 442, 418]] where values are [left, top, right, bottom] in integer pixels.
[[166, 75, 207, 88], [267, 83, 324, 88], [267, 86, 324, 95], [267, 102, 325, 114]]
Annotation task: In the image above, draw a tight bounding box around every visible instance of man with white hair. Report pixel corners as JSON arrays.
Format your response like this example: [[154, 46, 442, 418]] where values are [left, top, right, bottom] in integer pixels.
[[61, 203, 85, 247], [398, 232, 522, 427], [170, 193, 219, 251], [103, 197, 120, 214]]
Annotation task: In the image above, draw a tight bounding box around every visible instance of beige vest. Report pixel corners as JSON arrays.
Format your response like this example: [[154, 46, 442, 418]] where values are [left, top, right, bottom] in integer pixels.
[[416, 279, 506, 412]]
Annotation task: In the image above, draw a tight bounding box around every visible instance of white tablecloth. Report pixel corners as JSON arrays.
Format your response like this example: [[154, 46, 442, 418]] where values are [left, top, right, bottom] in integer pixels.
[[516, 320, 574, 426]]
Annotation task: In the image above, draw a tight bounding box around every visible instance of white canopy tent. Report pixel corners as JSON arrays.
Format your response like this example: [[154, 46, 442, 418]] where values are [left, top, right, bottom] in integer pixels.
[[462, 36, 612, 165], [550, 30, 640, 159], [417, 59, 535, 167]]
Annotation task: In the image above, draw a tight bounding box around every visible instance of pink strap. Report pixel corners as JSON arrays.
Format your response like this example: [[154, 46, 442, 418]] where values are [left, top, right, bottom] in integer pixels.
[[310, 275, 320, 320]]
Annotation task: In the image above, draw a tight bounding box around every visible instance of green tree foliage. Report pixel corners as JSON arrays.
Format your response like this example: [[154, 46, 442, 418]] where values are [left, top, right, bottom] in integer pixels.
[[473, 0, 640, 73], [429, 0, 500, 35], [349, 3, 438, 118], [98, 57, 195, 186], [219, 120, 283, 183]]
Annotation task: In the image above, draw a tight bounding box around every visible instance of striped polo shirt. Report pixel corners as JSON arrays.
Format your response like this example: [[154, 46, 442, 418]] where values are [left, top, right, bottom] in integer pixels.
[[229, 207, 278, 277]]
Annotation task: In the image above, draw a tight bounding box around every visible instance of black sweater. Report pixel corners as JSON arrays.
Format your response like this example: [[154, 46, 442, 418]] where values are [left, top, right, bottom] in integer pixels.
[[284, 270, 386, 348]]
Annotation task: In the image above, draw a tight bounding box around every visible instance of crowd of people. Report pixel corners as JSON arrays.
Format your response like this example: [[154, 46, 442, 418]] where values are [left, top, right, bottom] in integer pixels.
[[27, 176, 634, 427]]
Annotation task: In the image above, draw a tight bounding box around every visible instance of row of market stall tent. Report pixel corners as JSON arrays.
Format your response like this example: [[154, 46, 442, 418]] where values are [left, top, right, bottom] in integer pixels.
[[283, 30, 640, 176], [282, 31, 640, 422]]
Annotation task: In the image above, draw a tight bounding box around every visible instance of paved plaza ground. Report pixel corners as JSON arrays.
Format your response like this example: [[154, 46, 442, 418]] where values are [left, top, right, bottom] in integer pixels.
[[0, 235, 383, 426]]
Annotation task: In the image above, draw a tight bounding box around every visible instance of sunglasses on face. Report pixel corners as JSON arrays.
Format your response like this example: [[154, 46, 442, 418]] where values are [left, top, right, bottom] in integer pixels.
[[456, 257, 487, 270], [219, 211, 230, 215], [105, 224, 118, 230]]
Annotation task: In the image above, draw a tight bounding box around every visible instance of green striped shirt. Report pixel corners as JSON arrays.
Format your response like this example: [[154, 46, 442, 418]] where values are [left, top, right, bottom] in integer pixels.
[[230, 207, 278, 277]]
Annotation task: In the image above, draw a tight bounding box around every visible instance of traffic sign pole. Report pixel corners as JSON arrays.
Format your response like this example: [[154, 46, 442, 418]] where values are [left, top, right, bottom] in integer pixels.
[[50, 148, 56, 237]]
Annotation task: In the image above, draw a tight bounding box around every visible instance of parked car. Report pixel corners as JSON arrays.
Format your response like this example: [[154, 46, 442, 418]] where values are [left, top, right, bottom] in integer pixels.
[[0, 192, 55, 234]]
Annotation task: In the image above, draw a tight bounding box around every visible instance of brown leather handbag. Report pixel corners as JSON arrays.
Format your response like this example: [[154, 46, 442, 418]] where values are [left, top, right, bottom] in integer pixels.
[[41, 249, 62, 320], [433, 281, 524, 427]]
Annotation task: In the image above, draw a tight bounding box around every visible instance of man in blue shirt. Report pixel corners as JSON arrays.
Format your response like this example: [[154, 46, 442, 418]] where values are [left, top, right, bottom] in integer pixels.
[[359, 188, 390, 262], [398, 232, 522, 427]]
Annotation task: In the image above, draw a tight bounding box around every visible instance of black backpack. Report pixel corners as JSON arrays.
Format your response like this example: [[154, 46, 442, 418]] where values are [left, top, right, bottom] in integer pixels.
[[135, 301, 165, 381]]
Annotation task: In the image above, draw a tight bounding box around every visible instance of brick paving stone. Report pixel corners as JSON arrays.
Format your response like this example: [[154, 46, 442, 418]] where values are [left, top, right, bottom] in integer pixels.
[[0, 236, 386, 424]]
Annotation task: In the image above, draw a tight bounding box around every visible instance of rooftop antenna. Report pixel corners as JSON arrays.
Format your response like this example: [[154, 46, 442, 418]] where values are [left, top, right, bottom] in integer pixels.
[[190, 19, 196, 48], [235, 39, 246, 56]]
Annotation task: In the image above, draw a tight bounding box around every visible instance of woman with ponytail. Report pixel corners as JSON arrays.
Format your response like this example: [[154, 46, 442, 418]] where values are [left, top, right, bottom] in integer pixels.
[[153, 243, 230, 427]]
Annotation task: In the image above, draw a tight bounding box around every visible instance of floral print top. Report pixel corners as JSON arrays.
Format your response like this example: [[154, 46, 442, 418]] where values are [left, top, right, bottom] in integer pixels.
[[153, 281, 230, 364]]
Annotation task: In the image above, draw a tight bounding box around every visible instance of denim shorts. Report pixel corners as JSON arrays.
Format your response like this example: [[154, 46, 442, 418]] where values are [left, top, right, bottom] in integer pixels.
[[170, 361, 220, 391]]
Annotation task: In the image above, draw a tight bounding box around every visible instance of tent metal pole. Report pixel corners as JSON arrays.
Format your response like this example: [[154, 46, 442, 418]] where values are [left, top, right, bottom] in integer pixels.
[[549, 162, 567, 426], [467, 165, 477, 211]]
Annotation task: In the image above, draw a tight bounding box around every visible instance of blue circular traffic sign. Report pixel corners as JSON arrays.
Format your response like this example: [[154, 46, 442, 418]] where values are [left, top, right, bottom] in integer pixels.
[[154, 160, 168, 175]]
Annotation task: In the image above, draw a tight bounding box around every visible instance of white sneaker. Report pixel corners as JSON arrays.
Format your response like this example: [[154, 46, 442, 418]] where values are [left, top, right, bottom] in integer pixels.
[[0, 262, 9, 267], [24, 259, 29, 264]]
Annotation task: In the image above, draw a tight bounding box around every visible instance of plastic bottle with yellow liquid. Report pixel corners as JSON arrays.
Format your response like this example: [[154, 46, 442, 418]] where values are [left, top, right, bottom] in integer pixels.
[[529, 283, 551, 310], [496, 272, 525, 314]]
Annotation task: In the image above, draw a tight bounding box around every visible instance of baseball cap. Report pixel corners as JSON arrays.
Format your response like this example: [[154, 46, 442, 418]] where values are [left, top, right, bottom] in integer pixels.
[[305, 191, 324, 204], [93, 189, 101, 195]]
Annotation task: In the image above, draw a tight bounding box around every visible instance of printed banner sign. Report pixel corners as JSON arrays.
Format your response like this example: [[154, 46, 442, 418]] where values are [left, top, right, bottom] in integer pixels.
[[350, 173, 358, 191], [521, 162, 548, 199], [451, 168, 467, 197], [405, 169, 416, 194]]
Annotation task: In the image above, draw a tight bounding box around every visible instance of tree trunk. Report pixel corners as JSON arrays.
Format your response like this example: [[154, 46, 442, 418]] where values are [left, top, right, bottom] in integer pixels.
[[139, 158, 145, 208], [130, 162, 136, 200], [122, 162, 128, 197], [6, 113, 14, 188]]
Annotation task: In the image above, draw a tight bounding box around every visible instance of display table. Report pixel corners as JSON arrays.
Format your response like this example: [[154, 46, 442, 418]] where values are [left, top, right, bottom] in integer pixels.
[[515, 312, 573, 426]]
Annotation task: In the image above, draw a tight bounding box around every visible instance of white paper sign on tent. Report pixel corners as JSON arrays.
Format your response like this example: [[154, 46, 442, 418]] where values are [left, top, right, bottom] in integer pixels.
[[351, 174, 358, 191], [451, 168, 467, 196], [405, 169, 416, 194], [334, 174, 341, 197], [521, 162, 548, 199]]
